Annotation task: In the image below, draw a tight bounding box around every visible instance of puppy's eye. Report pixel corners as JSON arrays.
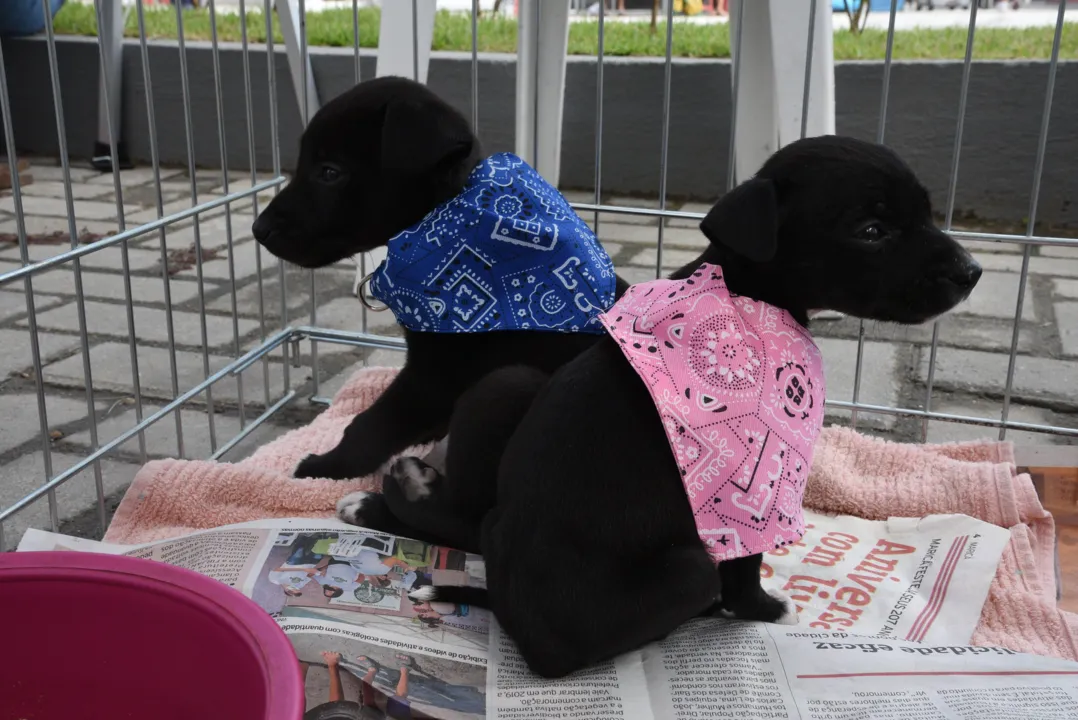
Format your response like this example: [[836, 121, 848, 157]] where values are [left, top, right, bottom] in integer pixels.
[[855, 222, 885, 243], [317, 164, 343, 183]]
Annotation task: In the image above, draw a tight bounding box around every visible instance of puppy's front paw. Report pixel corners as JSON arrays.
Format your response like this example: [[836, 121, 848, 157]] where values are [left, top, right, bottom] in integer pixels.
[[295, 453, 348, 480], [767, 589, 800, 626], [714, 588, 799, 626], [337, 491, 380, 527], [386, 456, 441, 502]]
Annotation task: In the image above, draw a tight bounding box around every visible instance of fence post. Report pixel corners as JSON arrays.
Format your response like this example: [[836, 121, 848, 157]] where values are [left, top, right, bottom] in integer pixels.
[[92, 0, 130, 171], [376, 0, 437, 84], [728, 0, 834, 183], [276, 0, 320, 121], [515, 0, 570, 186]]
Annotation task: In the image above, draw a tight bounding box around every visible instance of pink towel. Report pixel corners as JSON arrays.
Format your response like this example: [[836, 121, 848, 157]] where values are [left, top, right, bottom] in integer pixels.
[[805, 427, 1078, 661], [106, 367, 431, 545], [106, 368, 1078, 660]]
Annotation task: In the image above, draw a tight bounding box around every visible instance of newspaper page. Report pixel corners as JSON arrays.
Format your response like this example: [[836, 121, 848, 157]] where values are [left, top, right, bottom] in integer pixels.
[[19, 519, 489, 720], [760, 511, 1010, 643], [16, 511, 1032, 720], [490, 618, 1078, 720]]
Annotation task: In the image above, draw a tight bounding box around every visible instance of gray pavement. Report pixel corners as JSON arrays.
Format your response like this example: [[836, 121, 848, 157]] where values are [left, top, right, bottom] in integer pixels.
[[0, 161, 1075, 545]]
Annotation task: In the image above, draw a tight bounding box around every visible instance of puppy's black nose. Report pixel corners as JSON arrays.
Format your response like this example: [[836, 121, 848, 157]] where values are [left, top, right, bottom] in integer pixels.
[[252, 214, 271, 242], [946, 258, 982, 291]]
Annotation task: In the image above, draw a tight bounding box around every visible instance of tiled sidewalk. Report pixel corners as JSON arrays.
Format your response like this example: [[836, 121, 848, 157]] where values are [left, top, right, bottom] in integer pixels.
[[0, 161, 1075, 543]]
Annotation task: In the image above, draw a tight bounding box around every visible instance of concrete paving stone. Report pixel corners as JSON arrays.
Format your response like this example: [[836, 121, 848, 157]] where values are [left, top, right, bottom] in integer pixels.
[[590, 222, 666, 246], [0, 243, 162, 273], [0, 269, 206, 305], [626, 246, 705, 271], [812, 313, 1035, 353], [42, 342, 286, 405], [604, 196, 661, 226], [22, 164, 99, 183], [307, 296, 401, 336], [125, 195, 227, 225], [1054, 279, 1078, 300], [814, 337, 902, 429], [0, 195, 136, 221], [0, 215, 118, 238], [558, 190, 600, 205], [972, 253, 1026, 273], [0, 394, 95, 455], [1, 243, 161, 274], [0, 291, 63, 323], [1056, 303, 1078, 357], [0, 452, 139, 550], [66, 403, 287, 461], [915, 347, 1078, 405], [21, 300, 261, 348], [925, 397, 1056, 447], [666, 200, 713, 228], [615, 265, 662, 285], [957, 271, 1036, 322], [0, 328, 81, 380], [209, 177, 281, 205], [319, 350, 405, 399], [178, 238, 266, 283], [959, 239, 1022, 254], [659, 226, 708, 249], [206, 273, 312, 318], [19, 180, 114, 201], [162, 213, 254, 252], [84, 167, 185, 186], [1029, 257, 1078, 278], [76, 246, 162, 274], [974, 253, 1078, 278], [1041, 244, 1078, 259], [600, 241, 623, 259]]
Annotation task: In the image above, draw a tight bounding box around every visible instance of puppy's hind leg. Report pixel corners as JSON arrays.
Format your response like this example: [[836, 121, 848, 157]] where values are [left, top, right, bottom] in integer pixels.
[[382, 455, 484, 554], [336, 488, 460, 548], [714, 553, 798, 626]]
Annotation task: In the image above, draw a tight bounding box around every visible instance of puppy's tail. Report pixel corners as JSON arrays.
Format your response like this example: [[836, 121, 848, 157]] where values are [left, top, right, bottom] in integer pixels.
[[409, 585, 491, 610]]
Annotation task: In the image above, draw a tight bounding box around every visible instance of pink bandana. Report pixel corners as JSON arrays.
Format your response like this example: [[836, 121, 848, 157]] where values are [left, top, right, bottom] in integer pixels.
[[598, 263, 825, 563]]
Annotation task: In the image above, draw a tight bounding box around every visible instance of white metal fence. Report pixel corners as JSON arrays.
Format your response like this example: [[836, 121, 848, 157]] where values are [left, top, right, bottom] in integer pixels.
[[0, 0, 1074, 550]]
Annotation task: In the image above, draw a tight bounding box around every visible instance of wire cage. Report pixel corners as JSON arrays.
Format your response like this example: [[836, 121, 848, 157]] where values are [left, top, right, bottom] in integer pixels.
[[0, 0, 1075, 550]]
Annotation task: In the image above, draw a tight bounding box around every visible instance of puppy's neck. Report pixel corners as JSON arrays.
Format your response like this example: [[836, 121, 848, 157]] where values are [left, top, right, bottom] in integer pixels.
[[670, 250, 810, 328]]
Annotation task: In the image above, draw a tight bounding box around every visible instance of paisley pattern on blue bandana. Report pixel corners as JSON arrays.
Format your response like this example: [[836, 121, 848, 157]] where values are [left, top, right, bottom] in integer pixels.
[[369, 153, 617, 334]]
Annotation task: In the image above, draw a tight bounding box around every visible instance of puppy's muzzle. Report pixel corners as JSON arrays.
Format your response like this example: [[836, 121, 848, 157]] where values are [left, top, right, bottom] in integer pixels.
[[941, 257, 983, 294]]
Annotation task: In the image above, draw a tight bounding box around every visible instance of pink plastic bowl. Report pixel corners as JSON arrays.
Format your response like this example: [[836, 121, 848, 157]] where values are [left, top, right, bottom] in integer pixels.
[[0, 551, 304, 720]]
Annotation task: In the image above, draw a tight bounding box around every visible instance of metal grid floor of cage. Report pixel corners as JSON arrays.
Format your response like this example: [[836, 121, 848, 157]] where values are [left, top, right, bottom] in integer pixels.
[[0, 0, 1076, 549]]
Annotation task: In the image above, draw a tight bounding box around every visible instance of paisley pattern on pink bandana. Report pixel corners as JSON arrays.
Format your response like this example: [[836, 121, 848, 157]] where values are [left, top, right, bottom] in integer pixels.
[[598, 263, 825, 563]]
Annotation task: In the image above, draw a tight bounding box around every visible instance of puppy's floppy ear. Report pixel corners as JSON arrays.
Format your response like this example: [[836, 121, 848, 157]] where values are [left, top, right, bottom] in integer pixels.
[[699, 176, 779, 263], [381, 96, 475, 175]]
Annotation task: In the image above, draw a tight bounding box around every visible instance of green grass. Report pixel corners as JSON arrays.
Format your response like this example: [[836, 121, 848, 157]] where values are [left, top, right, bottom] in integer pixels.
[[52, 3, 1078, 60]]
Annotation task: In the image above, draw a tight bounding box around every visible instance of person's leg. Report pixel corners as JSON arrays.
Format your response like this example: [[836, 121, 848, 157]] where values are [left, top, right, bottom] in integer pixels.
[[396, 666, 410, 698], [321, 651, 344, 702], [360, 668, 380, 708]]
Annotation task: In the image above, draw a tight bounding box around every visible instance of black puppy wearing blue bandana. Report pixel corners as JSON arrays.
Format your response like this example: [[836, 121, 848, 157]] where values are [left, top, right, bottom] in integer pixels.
[[252, 77, 629, 532]]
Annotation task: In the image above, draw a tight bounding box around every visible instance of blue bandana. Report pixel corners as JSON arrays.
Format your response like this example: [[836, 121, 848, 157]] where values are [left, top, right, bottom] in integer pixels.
[[369, 153, 617, 334]]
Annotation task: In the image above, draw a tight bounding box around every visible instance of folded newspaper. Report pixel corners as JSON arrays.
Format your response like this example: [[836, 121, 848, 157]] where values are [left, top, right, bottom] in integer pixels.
[[18, 510, 1078, 719]]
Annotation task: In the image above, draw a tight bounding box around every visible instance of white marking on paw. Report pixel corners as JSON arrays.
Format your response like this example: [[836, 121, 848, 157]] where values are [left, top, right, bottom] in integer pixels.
[[336, 491, 374, 526], [393, 459, 438, 502], [718, 608, 736, 619], [767, 589, 800, 626], [408, 586, 437, 602]]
